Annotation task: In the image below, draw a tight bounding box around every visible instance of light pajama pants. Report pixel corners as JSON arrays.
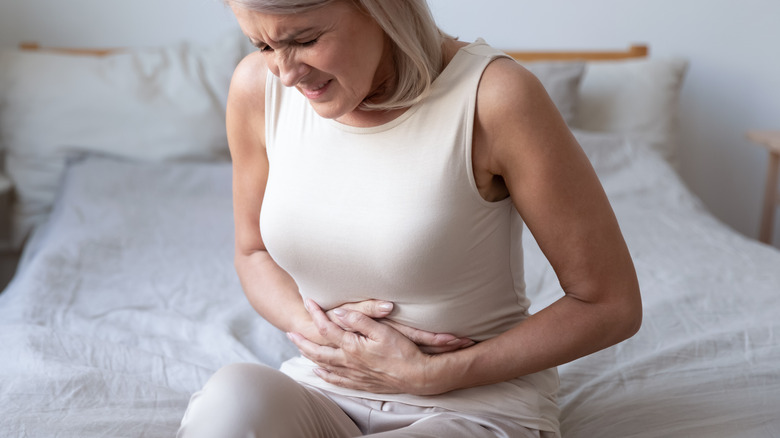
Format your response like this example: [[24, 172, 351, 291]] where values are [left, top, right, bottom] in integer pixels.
[[177, 363, 557, 438]]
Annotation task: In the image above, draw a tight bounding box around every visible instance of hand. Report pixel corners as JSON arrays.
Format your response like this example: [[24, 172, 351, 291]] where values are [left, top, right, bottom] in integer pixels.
[[379, 319, 475, 354], [324, 299, 393, 331], [287, 299, 442, 394], [325, 300, 474, 354], [295, 299, 391, 348]]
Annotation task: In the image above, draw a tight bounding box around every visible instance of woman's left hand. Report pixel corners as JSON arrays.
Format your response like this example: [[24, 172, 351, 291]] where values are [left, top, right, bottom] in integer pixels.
[[286, 299, 441, 395]]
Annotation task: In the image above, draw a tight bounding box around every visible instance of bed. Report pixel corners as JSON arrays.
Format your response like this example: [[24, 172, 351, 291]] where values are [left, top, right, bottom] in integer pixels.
[[1, 33, 779, 437]]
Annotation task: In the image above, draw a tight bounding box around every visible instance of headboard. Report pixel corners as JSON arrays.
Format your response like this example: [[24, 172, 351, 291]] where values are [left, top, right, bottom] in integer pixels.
[[506, 44, 648, 62], [19, 41, 649, 62], [18, 42, 116, 57]]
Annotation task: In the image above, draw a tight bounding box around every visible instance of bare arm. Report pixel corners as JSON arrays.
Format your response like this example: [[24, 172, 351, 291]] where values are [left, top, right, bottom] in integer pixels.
[[421, 58, 642, 393], [228, 52, 316, 340], [291, 58, 642, 395]]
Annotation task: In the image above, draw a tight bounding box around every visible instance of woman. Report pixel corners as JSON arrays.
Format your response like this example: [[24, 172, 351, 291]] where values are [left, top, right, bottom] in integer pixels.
[[178, 0, 642, 436]]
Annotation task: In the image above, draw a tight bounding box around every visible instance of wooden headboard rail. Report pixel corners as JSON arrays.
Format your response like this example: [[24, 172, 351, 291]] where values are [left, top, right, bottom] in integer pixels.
[[19, 42, 116, 57], [507, 44, 648, 62], [20, 41, 649, 62]]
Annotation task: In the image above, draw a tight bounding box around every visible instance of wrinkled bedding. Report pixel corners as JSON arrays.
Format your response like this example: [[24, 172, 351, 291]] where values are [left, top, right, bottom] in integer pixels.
[[1, 148, 778, 437], [0, 157, 297, 437], [526, 144, 780, 437]]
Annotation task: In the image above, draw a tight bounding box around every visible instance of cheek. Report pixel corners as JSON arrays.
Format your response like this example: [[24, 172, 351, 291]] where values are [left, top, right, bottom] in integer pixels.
[[325, 50, 369, 85]]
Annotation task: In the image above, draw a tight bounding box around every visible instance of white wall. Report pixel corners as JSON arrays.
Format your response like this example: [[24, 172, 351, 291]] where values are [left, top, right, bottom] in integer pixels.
[[0, 0, 237, 48], [1, 0, 779, 248]]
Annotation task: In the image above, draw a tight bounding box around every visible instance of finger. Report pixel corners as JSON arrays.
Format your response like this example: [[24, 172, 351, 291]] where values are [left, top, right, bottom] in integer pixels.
[[326, 301, 391, 332], [330, 308, 392, 343], [326, 300, 394, 332], [287, 332, 342, 368], [312, 368, 395, 394], [381, 319, 468, 347], [418, 339, 476, 354], [305, 299, 350, 344], [334, 300, 394, 319], [325, 309, 357, 332]]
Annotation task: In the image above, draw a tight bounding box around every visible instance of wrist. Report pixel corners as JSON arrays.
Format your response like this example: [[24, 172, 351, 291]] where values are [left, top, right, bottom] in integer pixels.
[[412, 352, 462, 396], [289, 313, 318, 339]]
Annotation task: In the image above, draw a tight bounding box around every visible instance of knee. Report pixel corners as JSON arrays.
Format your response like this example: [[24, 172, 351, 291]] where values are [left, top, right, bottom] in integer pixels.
[[205, 362, 295, 401], [178, 363, 301, 438]]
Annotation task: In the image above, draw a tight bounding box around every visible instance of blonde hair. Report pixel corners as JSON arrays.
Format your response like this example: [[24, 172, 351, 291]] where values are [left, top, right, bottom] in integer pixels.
[[226, 0, 448, 110]]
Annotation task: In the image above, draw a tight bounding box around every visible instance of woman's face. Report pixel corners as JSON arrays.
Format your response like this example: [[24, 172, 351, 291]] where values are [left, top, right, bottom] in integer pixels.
[[231, 1, 394, 123]]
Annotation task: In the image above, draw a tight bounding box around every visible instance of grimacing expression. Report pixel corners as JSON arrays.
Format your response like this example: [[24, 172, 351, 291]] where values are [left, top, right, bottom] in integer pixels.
[[231, 1, 395, 122]]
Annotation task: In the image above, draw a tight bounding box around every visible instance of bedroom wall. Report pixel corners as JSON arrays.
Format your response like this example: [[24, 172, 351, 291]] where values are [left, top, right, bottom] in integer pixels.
[[1, 0, 779, 249]]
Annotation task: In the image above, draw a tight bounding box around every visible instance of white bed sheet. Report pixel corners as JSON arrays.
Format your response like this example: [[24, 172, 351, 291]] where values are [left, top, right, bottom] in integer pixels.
[[526, 144, 780, 437], [0, 146, 778, 437], [0, 157, 297, 437]]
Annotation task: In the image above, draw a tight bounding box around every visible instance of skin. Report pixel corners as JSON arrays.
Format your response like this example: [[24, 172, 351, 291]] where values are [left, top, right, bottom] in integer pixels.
[[228, 0, 642, 396]]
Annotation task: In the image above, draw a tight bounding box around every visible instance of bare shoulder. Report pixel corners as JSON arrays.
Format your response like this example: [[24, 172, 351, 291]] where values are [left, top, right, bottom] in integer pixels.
[[229, 51, 269, 105], [227, 51, 269, 151], [476, 57, 563, 135], [473, 56, 575, 176]]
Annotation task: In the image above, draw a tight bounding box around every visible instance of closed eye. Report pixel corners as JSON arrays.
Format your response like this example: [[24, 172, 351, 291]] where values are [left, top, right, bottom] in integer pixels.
[[247, 37, 274, 53], [248, 35, 318, 53], [298, 38, 319, 48]]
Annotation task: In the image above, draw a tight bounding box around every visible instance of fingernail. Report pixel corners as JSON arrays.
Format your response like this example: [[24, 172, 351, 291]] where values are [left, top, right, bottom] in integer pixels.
[[378, 302, 393, 312], [332, 308, 346, 317], [446, 337, 463, 345]]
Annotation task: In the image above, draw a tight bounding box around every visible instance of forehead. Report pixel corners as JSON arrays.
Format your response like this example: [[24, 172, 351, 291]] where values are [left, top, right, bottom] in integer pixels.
[[231, 2, 356, 44]]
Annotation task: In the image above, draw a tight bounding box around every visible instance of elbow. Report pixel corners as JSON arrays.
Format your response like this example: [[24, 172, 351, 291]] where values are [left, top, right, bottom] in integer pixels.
[[622, 303, 643, 341], [614, 285, 643, 342], [234, 246, 260, 271], [233, 248, 258, 280], [233, 251, 246, 275]]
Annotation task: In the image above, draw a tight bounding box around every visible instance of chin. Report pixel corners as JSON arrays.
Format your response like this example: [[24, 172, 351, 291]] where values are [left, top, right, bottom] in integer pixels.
[[309, 101, 354, 121]]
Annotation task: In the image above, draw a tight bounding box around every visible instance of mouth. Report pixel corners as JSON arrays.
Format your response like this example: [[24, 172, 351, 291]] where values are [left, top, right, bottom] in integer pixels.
[[300, 80, 331, 100]]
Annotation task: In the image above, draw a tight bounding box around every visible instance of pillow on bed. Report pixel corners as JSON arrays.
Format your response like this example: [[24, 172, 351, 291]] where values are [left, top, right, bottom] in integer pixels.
[[573, 57, 688, 164], [521, 61, 585, 126], [571, 128, 684, 204], [0, 32, 250, 247]]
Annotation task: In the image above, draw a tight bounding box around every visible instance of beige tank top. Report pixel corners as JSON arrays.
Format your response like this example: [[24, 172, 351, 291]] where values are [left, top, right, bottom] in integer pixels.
[[262, 39, 559, 432]]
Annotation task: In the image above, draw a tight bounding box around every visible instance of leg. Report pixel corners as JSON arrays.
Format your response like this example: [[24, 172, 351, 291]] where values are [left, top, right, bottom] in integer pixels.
[[177, 363, 361, 438], [364, 412, 553, 438], [364, 413, 496, 438], [323, 394, 557, 438]]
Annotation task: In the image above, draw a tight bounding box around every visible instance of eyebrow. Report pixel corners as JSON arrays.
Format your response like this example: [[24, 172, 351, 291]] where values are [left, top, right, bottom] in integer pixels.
[[248, 26, 319, 48]]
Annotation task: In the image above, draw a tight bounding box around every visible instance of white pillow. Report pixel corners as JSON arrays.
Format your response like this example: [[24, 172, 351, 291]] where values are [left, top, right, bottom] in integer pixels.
[[572, 129, 686, 203], [573, 57, 688, 164], [521, 61, 585, 126], [0, 32, 249, 247]]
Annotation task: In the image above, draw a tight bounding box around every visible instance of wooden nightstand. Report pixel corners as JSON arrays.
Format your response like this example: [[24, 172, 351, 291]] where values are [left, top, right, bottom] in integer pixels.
[[746, 131, 780, 244], [0, 172, 18, 289]]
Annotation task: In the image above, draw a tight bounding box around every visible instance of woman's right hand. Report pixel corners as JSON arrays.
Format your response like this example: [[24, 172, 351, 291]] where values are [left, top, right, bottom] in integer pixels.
[[324, 300, 475, 354]]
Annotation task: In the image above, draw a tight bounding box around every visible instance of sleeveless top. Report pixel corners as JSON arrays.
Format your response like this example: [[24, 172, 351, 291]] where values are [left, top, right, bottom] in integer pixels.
[[261, 39, 560, 433]]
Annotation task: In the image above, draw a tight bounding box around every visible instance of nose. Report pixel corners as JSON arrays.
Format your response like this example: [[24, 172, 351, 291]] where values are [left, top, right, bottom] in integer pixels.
[[275, 52, 310, 87]]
